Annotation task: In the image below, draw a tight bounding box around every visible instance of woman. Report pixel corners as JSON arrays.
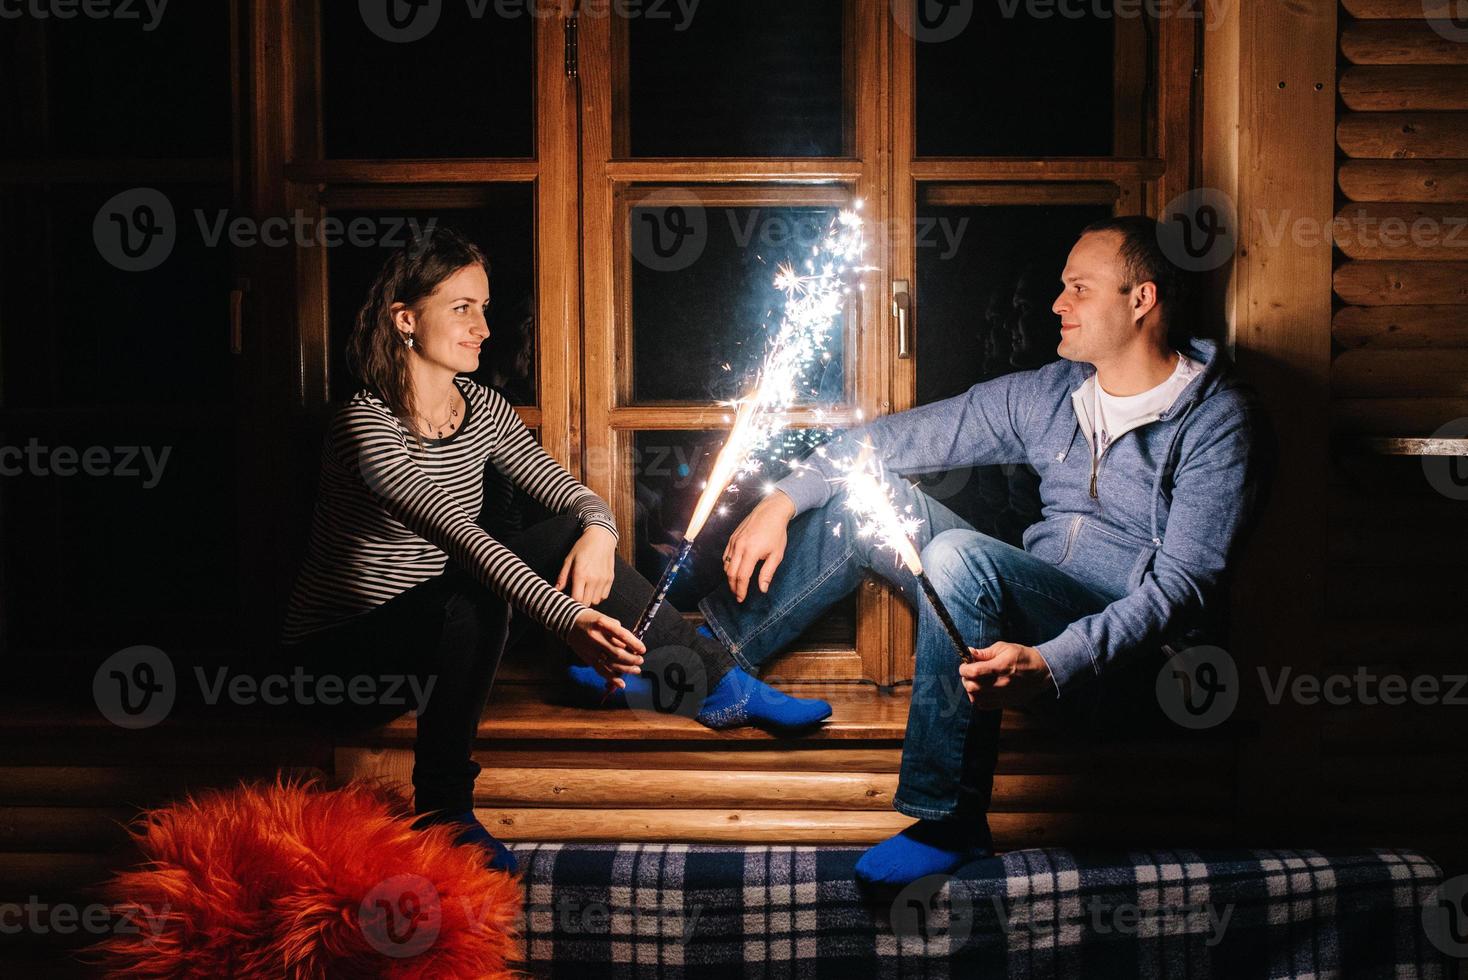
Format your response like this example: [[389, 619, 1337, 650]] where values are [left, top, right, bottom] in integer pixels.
[[278, 227, 831, 872]]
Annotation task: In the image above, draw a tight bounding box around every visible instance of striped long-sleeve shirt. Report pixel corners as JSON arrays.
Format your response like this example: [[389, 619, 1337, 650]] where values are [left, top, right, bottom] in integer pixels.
[[280, 377, 617, 645]]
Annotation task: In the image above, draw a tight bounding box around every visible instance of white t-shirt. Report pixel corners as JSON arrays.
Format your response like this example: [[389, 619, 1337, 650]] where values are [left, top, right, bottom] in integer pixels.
[[1092, 351, 1203, 456]]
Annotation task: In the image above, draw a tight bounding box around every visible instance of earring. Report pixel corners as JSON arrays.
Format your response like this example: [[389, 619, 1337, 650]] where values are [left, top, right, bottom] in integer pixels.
[[403, 333, 415, 349]]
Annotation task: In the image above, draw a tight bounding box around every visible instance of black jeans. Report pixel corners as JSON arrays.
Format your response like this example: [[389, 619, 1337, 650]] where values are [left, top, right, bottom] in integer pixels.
[[276, 514, 735, 815]]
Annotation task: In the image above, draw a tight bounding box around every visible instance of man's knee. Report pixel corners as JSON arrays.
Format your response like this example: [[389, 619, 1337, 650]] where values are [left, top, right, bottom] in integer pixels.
[[921, 528, 1003, 594]]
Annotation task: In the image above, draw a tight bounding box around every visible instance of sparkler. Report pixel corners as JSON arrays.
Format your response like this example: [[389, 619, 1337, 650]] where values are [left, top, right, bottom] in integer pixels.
[[834, 447, 974, 664], [601, 205, 872, 703]]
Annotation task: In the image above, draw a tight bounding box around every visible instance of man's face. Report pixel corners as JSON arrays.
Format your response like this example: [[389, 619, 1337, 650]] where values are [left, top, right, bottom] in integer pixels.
[[1051, 230, 1146, 365]]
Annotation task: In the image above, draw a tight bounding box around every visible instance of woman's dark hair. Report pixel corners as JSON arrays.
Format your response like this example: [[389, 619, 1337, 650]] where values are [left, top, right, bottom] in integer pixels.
[[345, 225, 489, 442], [1079, 215, 1192, 346]]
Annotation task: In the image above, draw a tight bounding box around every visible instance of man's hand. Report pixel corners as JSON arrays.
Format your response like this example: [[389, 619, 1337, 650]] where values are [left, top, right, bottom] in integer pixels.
[[959, 642, 1054, 709], [556, 525, 617, 606], [722, 490, 796, 602], [567, 609, 646, 689]]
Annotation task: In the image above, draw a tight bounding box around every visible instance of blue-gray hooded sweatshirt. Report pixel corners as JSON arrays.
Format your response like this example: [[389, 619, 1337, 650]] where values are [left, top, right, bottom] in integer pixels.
[[773, 337, 1273, 699]]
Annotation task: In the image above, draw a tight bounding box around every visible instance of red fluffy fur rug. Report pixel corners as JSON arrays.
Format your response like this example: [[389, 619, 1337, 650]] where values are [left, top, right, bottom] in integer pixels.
[[86, 775, 522, 979]]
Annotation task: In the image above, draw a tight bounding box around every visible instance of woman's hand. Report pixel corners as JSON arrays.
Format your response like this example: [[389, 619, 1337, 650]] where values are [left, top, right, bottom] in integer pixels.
[[556, 525, 617, 606], [567, 609, 646, 689]]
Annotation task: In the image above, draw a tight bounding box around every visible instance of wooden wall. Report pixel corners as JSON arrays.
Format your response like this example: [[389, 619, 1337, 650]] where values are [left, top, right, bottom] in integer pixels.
[[1336, 0, 1468, 435], [1327, 0, 1468, 878], [1211, 0, 1468, 881]]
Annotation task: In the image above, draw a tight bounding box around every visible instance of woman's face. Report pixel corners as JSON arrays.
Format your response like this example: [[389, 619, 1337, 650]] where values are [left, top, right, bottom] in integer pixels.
[[394, 263, 491, 375]]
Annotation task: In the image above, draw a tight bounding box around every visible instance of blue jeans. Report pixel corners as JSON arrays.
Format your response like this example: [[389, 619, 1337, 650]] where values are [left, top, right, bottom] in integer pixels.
[[698, 481, 1123, 828]]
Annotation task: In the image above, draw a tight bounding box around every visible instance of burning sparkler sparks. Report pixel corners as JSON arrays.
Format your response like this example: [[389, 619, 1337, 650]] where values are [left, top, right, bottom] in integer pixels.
[[833, 447, 975, 664], [606, 204, 874, 702], [688, 205, 873, 526]]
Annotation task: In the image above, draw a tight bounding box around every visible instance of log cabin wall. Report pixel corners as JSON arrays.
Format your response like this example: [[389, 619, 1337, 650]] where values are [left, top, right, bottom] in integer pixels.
[[1327, 0, 1468, 877], [1203, 0, 1467, 882]]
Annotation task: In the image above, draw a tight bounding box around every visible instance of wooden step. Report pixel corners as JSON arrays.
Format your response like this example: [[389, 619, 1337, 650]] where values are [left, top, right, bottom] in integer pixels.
[[333, 685, 1239, 844], [0, 852, 121, 893], [0, 683, 1241, 855], [340, 683, 1228, 746], [346, 682, 910, 744], [340, 749, 1230, 812], [470, 807, 1232, 846], [0, 808, 135, 853], [0, 765, 328, 807]]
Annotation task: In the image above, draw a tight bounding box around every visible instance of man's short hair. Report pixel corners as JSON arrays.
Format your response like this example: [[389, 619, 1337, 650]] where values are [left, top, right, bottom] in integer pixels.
[[1079, 215, 1191, 342]]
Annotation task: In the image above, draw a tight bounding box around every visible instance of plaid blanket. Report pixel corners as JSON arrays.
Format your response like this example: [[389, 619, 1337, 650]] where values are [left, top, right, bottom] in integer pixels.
[[509, 844, 1453, 978]]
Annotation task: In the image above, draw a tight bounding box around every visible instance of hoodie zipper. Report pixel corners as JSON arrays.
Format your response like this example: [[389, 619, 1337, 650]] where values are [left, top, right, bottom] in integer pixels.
[[1059, 514, 1084, 563]]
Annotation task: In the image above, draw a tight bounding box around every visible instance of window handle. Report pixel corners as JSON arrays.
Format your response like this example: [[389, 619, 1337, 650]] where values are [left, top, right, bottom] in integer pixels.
[[229, 278, 250, 355], [893, 279, 912, 359]]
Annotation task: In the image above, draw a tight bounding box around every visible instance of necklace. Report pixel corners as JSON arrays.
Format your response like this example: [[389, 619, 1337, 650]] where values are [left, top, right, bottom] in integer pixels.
[[416, 391, 460, 439]]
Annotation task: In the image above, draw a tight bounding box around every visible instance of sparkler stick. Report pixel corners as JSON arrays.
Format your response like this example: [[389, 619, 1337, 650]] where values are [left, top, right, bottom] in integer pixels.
[[915, 567, 976, 665], [598, 207, 871, 703], [835, 447, 974, 664], [624, 401, 757, 644]]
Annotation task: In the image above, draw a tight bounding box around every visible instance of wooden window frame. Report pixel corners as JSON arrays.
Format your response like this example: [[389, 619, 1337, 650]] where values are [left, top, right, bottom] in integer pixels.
[[885, 0, 1198, 683], [579, 0, 892, 686], [272, 1, 581, 470], [250, 0, 1199, 683]]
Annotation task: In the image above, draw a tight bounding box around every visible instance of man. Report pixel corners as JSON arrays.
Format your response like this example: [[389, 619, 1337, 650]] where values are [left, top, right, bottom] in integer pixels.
[[697, 216, 1272, 886]]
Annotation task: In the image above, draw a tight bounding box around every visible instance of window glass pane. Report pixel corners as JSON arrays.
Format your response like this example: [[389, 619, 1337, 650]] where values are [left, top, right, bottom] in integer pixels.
[[627, 0, 844, 157], [0, 5, 232, 160], [0, 184, 235, 410], [324, 190, 536, 405], [913, 2, 1126, 156], [913, 201, 1111, 545], [632, 429, 851, 647], [629, 201, 848, 404], [320, 2, 532, 159]]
